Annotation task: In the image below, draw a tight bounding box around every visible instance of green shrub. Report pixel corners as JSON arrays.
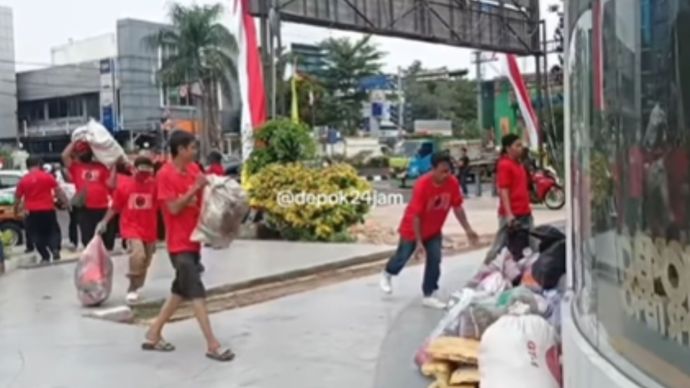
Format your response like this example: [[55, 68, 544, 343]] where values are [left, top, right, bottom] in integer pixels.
[[248, 163, 371, 241], [246, 119, 317, 174]]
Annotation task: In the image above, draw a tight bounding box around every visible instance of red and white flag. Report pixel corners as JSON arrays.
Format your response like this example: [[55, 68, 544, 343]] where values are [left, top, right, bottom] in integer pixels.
[[230, 0, 267, 162], [503, 54, 540, 151]]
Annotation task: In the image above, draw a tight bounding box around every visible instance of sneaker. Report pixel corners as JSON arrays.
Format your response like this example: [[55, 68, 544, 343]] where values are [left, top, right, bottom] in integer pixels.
[[379, 273, 393, 294], [126, 291, 140, 304], [422, 296, 448, 310]]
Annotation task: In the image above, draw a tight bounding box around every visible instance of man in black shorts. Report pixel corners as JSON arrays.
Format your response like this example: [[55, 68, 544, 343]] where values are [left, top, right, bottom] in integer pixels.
[[142, 130, 234, 362]]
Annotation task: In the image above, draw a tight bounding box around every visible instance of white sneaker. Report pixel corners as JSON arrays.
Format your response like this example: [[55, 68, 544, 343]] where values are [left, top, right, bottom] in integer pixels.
[[126, 291, 140, 304], [379, 273, 393, 294], [422, 296, 448, 310]]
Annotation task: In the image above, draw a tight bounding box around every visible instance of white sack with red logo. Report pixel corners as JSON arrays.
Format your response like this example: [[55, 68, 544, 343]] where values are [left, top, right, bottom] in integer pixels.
[[479, 304, 562, 388], [191, 175, 249, 249], [71, 119, 126, 167]]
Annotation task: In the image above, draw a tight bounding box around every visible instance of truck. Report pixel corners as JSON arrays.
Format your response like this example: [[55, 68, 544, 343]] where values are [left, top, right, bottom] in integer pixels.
[[413, 120, 453, 136]]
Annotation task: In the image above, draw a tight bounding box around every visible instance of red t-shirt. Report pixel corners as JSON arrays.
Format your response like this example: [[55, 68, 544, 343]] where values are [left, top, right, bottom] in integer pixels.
[[113, 175, 158, 243], [496, 156, 532, 217], [157, 162, 202, 254], [69, 161, 111, 209], [399, 173, 463, 241], [207, 163, 224, 176], [16, 169, 57, 212]]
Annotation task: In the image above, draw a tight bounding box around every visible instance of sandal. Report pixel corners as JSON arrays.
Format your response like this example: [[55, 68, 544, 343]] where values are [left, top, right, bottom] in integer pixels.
[[141, 338, 175, 352], [206, 347, 236, 362]]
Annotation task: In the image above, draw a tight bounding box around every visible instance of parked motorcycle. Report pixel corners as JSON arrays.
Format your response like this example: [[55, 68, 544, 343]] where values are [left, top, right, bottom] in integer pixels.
[[530, 168, 566, 210]]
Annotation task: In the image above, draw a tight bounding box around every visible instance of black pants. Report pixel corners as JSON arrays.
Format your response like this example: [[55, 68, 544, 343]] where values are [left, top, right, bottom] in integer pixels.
[[26, 210, 60, 262], [68, 209, 79, 246], [79, 208, 116, 251]]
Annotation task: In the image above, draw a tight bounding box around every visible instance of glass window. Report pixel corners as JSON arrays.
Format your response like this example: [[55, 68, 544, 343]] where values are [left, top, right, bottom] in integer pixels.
[[569, 0, 690, 386]]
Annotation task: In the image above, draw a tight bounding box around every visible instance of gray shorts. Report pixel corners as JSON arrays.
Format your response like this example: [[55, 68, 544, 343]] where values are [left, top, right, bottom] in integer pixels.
[[169, 252, 206, 300]]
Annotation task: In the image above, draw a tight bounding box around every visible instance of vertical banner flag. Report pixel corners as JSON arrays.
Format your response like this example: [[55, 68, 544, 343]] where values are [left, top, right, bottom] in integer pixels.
[[230, 0, 267, 188], [504, 54, 540, 151]]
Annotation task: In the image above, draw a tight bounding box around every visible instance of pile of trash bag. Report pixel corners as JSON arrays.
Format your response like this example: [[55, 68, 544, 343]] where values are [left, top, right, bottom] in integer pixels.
[[415, 225, 567, 388], [191, 175, 249, 249], [74, 236, 113, 307], [71, 119, 126, 167]]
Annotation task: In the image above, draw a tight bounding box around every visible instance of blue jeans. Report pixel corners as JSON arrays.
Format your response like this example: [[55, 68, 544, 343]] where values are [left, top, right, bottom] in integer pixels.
[[385, 234, 443, 297]]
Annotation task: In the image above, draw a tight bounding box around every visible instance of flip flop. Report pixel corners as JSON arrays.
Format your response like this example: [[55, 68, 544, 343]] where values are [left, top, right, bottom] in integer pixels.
[[141, 339, 175, 352], [206, 348, 235, 362]]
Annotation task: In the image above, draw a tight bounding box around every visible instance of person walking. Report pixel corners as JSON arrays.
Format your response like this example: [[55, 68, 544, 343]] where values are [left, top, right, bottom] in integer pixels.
[[61, 141, 117, 251], [142, 130, 234, 362], [206, 151, 225, 176], [457, 147, 471, 196], [14, 157, 68, 263], [379, 151, 480, 309], [97, 156, 158, 304], [483, 134, 533, 264]]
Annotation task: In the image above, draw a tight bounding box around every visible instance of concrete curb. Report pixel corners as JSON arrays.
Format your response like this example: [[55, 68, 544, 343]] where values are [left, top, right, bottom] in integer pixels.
[[129, 249, 396, 310]]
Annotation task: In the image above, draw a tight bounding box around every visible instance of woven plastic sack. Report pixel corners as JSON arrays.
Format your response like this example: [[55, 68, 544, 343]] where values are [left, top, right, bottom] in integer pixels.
[[480, 308, 562, 388], [71, 119, 126, 167], [74, 236, 113, 307], [191, 175, 249, 249]]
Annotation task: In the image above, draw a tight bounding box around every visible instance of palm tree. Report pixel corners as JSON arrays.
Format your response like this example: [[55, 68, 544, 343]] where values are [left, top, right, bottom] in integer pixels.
[[147, 3, 238, 156]]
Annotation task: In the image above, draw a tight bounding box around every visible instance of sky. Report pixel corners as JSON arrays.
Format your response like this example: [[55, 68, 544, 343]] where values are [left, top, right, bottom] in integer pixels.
[[1, 0, 561, 79]]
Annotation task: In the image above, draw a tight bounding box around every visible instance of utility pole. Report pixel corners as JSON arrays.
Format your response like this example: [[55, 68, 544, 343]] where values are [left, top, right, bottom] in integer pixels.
[[472, 51, 497, 139], [397, 66, 404, 133]]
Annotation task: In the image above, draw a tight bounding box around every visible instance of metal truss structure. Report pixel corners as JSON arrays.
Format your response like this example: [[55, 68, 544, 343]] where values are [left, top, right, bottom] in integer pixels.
[[249, 0, 541, 55]]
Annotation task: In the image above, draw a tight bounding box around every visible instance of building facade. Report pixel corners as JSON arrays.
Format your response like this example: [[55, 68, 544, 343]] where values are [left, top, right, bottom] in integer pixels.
[[564, 1, 690, 387], [13, 18, 240, 159], [0, 6, 16, 140]]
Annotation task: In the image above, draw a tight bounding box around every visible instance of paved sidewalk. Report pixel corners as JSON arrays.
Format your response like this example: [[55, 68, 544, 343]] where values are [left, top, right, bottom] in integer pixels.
[[0, 243, 484, 388]]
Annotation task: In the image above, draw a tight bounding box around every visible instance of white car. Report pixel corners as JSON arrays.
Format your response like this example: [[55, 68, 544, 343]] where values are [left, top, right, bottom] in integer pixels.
[[0, 170, 26, 198]]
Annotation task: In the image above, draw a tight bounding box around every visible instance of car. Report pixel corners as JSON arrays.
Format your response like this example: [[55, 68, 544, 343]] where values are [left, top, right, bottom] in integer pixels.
[[222, 154, 242, 179]]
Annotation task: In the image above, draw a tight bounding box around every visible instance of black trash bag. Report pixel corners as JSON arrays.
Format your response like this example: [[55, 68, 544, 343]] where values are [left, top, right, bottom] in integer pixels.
[[531, 239, 566, 290], [530, 225, 565, 252]]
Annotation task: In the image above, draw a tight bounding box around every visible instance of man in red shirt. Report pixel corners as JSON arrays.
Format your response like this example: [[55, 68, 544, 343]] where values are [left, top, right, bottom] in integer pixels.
[[15, 157, 69, 263], [380, 151, 479, 309], [206, 151, 225, 176], [97, 156, 158, 304], [142, 130, 234, 362], [484, 134, 533, 264], [62, 140, 117, 250]]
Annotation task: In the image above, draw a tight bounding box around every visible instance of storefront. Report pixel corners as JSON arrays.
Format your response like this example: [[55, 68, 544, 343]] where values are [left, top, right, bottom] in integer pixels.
[[564, 1, 690, 387]]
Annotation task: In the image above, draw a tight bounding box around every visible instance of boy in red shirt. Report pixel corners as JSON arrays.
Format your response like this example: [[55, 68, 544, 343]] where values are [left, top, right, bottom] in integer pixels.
[[206, 151, 225, 176], [97, 156, 158, 304], [15, 157, 69, 263], [380, 152, 479, 309], [484, 134, 533, 264], [61, 140, 116, 250], [142, 130, 234, 362]]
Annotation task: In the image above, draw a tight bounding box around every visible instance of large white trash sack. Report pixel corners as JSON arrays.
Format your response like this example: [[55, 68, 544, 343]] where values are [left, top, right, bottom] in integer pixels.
[[479, 303, 562, 388], [74, 236, 113, 307], [71, 119, 126, 167], [191, 175, 249, 249]]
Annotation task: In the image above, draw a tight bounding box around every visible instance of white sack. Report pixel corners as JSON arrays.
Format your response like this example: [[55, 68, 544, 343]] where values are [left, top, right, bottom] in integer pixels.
[[71, 119, 126, 167], [191, 175, 249, 249], [480, 313, 562, 388]]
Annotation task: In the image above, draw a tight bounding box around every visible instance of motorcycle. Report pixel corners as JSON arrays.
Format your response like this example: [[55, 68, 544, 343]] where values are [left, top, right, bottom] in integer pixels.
[[530, 168, 566, 210]]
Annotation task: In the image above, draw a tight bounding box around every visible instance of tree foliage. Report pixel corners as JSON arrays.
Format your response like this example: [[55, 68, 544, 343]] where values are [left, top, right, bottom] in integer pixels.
[[318, 36, 385, 134], [403, 61, 480, 139], [147, 3, 237, 155]]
